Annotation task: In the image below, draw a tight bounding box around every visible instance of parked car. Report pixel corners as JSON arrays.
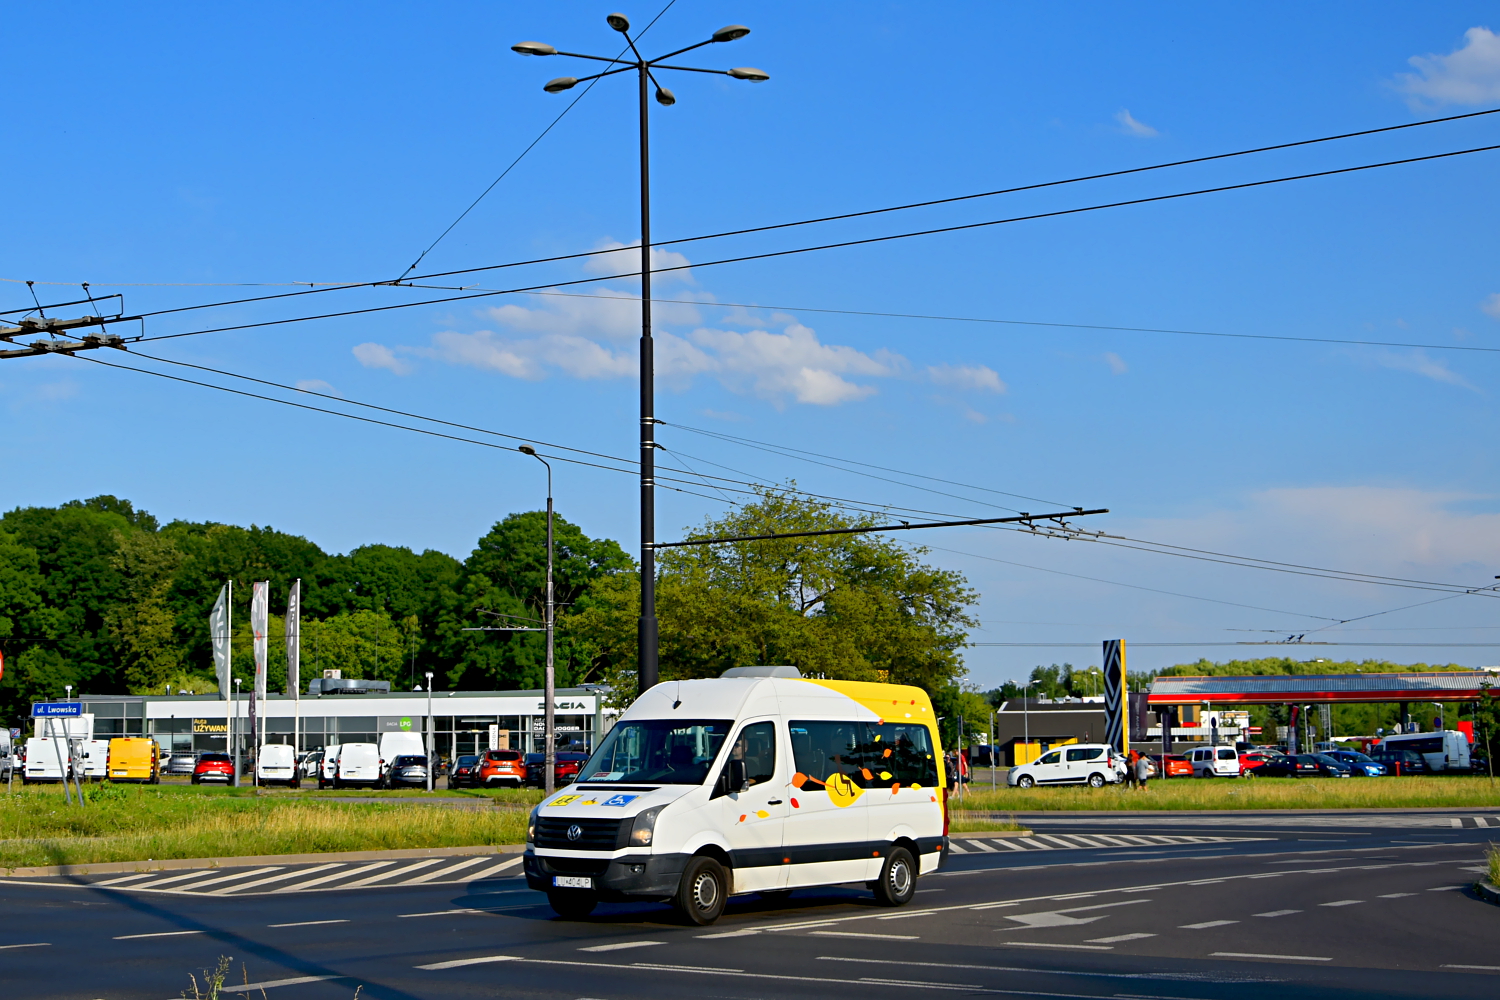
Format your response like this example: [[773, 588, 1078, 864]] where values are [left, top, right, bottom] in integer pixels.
[[192, 752, 235, 784], [524, 751, 589, 788], [1368, 748, 1433, 776], [299, 750, 323, 782], [256, 743, 300, 787], [1149, 753, 1193, 778], [165, 752, 199, 777], [1321, 749, 1387, 777], [1239, 750, 1283, 774], [448, 754, 481, 788], [1006, 743, 1124, 788], [1188, 746, 1242, 777], [1307, 753, 1354, 777], [1253, 754, 1320, 778], [477, 749, 526, 788], [384, 754, 430, 788]]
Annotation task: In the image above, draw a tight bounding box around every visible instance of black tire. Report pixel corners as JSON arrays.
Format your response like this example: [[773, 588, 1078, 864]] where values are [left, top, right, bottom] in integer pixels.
[[1017, 774, 1035, 789], [675, 855, 729, 925], [333, 778, 343, 790], [872, 846, 917, 907], [1087, 772, 1106, 789], [547, 890, 598, 919], [190, 776, 199, 785]]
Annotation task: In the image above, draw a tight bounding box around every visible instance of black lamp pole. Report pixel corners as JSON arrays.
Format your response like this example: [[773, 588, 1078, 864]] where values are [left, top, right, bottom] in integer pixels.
[[513, 15, 768, 698]]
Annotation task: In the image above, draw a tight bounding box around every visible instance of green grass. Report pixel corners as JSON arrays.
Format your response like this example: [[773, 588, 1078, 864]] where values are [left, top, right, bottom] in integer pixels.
[[0, 782, 529, 870], [948, 776, 1500, 811], [947, 811, 1027, 834], [1487, 844, 1500, 887]]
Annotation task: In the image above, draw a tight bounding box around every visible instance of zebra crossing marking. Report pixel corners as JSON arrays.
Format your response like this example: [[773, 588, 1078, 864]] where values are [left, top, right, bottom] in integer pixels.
[[947, 833, 1263, 855]]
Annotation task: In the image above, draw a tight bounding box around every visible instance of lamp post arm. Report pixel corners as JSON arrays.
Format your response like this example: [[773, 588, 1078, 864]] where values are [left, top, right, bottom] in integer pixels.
[[554, 50, 636, 65], [646, 37, 719, 63], [649, 63, 737, 75], [566, 65, 639, 86]]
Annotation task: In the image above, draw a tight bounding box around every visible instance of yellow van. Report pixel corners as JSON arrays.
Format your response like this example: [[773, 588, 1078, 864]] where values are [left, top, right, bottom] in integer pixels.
[[108, 737, 160, 783]]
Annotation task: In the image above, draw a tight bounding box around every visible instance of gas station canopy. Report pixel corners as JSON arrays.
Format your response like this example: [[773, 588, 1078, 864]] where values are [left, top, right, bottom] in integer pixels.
[[1147, 671, 1496, 705]]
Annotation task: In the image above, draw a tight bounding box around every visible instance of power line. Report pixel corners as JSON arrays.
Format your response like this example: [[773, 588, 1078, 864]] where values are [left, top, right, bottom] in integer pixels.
[[393, 0, 681, 280], [968, 641, 1500, 648]]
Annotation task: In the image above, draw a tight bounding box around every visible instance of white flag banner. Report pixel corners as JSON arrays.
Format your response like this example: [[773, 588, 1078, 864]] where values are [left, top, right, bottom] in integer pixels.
[[251, 581, 269, 701], [285, 579, 301, 700], [210, 584, 231, 699]]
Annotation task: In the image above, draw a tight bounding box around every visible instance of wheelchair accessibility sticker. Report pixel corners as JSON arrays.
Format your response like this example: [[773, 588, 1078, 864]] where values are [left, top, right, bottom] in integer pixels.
[[601, 794, 639, 807]]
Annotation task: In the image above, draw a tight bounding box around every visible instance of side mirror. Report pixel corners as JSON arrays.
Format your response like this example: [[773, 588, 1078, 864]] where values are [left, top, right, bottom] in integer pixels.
[[728, 759, 749, 792]]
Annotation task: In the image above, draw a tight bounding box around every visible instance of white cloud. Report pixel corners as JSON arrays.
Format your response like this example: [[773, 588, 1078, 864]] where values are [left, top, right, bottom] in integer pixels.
[[422, 330, 636, 381], [1103, 352, 1128, 375], [1394, 27, 1500, 107], [1114, 109, 1159, 137], [926, 363, 1007, 393], [582, 239, 695, 284], [483, 289, 708, 343], [1482, 293, 1500, 319], [352, 342, 413, 375], [295, 379, 338, 396], [688, 322, 905, 405], [1371, 349, 1476, 390]]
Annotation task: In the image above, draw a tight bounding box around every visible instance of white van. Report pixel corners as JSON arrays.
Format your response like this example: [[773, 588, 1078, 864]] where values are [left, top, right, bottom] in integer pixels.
[[256, 743, 301, 787], [1381, 730, 1471, 772], [0, 730, 12, 782], [378, 731, 426, 787], [1189, 745, 1242, 777], [522, 666, 947, 925], [1006, 743, 1123, 788], [78, 739, 111, 780], [317, 744, 342, 789], [22, 737, 72, 784], [334, 742, 381, 788]]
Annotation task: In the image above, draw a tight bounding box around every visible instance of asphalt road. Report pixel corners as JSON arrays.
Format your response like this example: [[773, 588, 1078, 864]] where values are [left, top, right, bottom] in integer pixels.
[[4, 810, 1498, 1000]]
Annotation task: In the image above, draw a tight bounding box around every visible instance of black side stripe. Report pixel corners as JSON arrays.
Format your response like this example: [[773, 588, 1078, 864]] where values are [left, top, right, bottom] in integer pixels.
[[729, 838, 943, 870]]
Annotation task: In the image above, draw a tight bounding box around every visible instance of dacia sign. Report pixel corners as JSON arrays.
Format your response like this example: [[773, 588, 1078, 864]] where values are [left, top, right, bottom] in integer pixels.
[[537, 700, 589, 712]]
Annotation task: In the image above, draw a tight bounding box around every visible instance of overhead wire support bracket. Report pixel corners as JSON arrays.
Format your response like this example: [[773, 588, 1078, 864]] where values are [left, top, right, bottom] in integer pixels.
[[652, 508, 1109, 549]]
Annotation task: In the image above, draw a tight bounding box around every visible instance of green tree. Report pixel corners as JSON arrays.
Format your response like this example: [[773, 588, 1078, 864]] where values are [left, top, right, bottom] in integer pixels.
[[569, 488, 978, 706]]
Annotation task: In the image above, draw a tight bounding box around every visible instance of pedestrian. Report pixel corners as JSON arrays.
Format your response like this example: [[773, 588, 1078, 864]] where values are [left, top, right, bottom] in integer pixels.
[[1135, 750, 1151, 790], [1124, 750, 1139, 788]]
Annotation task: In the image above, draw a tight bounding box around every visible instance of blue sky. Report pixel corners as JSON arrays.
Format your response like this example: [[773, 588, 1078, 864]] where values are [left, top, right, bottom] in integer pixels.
[[4, 3, 1500, 688]]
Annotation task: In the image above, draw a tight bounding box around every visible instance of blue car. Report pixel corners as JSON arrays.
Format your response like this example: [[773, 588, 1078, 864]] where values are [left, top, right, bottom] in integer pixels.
[[1322, 749, 1387, 776]]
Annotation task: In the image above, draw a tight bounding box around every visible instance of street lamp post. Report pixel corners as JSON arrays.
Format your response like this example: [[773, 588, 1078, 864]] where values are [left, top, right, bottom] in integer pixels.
[[520, 444, 557, 795], [233, 677, 242, 787], [514, 15, 767, 698], [425, 671, 434, 793]]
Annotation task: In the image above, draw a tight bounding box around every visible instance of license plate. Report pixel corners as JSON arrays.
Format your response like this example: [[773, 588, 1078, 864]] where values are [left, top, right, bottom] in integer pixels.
[[552, 875, 593, 889]]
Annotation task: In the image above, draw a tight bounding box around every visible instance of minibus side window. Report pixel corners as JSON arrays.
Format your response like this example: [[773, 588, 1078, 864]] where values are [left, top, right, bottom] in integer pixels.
[[790, 720, 938, 790], [789, 721, 864, 791], [717, 721, 776, 795], [865, 722, 939, 787]]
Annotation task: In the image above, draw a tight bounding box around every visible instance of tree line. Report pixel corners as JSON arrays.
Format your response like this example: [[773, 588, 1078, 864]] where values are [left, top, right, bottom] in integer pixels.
[[0, 490, 983, 731]]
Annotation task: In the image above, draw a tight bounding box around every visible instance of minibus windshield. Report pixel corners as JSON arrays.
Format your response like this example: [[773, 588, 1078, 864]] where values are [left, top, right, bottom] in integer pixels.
[[577, 719, 733, 784]]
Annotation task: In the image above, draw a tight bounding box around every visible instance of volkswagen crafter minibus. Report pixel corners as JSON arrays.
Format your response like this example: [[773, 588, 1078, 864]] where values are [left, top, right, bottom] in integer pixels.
[[523, 666, 948, 924]]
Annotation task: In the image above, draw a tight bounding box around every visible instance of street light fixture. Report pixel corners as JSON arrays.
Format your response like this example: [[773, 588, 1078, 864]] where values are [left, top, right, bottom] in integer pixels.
[[514, 13, 767, 699], [519, 444, 557, 795]]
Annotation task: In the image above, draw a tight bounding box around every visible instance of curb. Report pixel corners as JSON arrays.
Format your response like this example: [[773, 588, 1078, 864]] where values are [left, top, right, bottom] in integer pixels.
[[949, 829, 1034, 838], [1477, 882, 1500, 906], [3, 843, 526, 879]]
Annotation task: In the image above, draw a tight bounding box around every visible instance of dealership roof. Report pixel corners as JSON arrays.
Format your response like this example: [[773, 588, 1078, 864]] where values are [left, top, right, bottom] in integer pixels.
[[1148, 672, 1496, 705]]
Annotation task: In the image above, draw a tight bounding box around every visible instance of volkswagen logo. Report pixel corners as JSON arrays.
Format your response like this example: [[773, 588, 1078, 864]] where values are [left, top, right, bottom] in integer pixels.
[[566, 824, 583, 842]]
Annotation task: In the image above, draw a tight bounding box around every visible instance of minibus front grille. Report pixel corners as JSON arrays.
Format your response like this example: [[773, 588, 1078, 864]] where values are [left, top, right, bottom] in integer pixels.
[[535, 816, 624, 850]]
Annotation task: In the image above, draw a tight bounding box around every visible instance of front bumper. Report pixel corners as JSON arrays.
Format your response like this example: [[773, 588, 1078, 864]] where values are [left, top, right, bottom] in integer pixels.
[[524, 849, 688, 900]]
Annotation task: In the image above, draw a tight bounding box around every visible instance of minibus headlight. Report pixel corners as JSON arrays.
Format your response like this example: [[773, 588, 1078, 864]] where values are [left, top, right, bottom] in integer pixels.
[[526, 806, 539, 844], [628, 805, 665, 847]]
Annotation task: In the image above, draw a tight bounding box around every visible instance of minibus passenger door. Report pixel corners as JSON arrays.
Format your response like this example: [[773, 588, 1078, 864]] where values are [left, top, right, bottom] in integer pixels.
[[713, 720, 788, 893]]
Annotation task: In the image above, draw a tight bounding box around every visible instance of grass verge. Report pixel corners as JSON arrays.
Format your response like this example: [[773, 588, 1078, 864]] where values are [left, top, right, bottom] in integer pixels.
[[948, 775, 1500, 811], [948, 811, 1027, 834], [1, 783, 527, 869], [1488, 844, 1500, 887]]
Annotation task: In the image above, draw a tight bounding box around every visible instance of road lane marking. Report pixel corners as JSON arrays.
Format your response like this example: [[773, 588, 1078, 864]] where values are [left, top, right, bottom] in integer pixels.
[[398, 856, 494, 884], [273, 861, 392, 892], [1211, 952, 1330, 962], [225, 976, 344, 992], [116, 869, 236, 890], [400, 908, 487, 918], [1180, 920, 1238, 929], [268, 919, 350, 928], [113, 930, 205, 940], [91, 871, 161, 886], [967, 840, 998, 853], [167, 867, 285, 892], [579, 941, 665, 953], [1428, 885, 1464, 891], [1443, 964, 1500, 971], [0, 942, 50, 950], [1318, 900, 1363, 907], [816, 955, 1283, 986], [810, 931, 919, 940], [341, 859, 444, 887], [634, 963, 744, 973], [1003, 942, 1112, 951], [1378, 893, 1415, 898], [218, 864, 342, 894], [1002, 899, 1148, 928], [453, 856, 524, 881], [1087, 933, 1155, 943], [1253, 910, 1301, 918], [417, 955, 523, 970]]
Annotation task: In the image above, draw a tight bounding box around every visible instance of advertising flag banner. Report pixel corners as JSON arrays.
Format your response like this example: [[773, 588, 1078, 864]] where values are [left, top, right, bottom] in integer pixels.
[[210, 584, 231, 699], [1102, 639, 1127, 754], [251, 581, 269, 700], [285, 579, 301, 700]]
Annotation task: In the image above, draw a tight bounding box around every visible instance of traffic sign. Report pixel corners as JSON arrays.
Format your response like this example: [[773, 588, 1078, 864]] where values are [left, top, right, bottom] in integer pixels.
[[32, 702, 82, 718]]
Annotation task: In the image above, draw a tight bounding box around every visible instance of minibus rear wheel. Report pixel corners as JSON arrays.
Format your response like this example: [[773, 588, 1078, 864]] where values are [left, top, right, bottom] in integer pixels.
[[872, 846, 917, 907]]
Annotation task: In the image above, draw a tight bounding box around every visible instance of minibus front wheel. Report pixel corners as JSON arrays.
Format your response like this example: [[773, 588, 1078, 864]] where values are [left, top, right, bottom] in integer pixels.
[[675, 856, 729, 925]]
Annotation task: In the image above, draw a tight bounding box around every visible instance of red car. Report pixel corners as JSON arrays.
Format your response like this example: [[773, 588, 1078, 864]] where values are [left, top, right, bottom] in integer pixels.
[[1239, 750, 1283, 775], [1148, 753, 1193, 778], [524, 752, 588, 788], [477, 750, 526, 788], [191, 752, 235, 784]]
